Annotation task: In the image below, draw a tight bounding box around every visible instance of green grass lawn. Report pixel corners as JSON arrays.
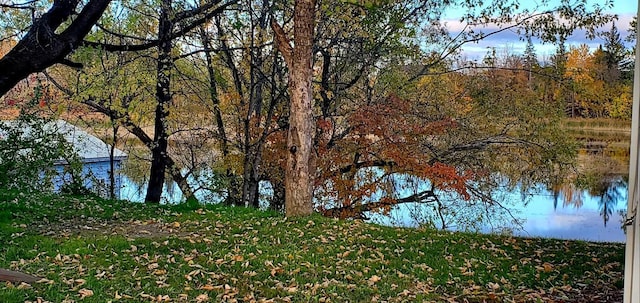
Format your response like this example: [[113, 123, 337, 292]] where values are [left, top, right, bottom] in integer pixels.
[[0, 190, 625, 302]]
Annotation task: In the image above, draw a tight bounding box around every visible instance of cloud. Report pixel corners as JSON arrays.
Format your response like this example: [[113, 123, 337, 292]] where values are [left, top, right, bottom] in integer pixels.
[[441, 12, 636, 61]]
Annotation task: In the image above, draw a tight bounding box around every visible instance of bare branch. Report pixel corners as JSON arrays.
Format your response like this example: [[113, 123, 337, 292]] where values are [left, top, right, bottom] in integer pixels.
[[81, 0, 237, 52], [0, 0, 36, 9], [322, 189, 438, 219]]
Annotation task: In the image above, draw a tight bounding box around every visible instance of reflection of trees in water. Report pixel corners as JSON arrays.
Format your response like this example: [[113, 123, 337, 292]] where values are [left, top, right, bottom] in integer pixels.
[[590, 177, 627, 227], [551, 182, 585, 210], [551, 175, 627, 227]]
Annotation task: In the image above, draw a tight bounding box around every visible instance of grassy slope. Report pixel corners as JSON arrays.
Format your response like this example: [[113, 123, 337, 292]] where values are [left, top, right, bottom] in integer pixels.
[[0, 191, 625, 302]]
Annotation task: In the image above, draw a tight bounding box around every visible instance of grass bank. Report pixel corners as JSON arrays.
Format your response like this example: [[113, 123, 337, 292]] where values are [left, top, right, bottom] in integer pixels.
[[0, 191, 625, 302]]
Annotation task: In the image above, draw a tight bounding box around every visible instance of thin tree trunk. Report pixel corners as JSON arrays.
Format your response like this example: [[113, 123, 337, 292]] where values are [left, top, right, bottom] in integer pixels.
[[109, 122, 118, 199], [199, 26, 241, 205], [166, 161, 195, 200], [122, 117, 195, 201], [270, 178, 285, 211], [79, 98, 196, 201], [145, 0, 173, 203], [242, 149, 262, 208], [242, 24, 266, 208]]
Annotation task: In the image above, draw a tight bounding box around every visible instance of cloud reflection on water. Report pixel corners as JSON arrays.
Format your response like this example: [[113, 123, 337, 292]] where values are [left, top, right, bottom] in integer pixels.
[[515, 191, 627, 242], [371, 179, 628, 243]]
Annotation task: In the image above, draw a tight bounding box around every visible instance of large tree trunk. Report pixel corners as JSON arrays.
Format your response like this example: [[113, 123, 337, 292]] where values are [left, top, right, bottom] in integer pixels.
[[272, 0, 316, 217], [145, 0, 173, 203], [0, 0, 112, 96]]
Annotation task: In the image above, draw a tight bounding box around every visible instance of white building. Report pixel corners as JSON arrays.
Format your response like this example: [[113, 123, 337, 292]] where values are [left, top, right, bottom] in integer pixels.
[[0, 119, 127, 199], [48, 120, 127, 199]]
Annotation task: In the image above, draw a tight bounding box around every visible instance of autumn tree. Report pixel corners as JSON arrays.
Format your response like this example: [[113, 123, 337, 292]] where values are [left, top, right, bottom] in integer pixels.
[[138, 0, 292, 209], [41, 0, 237, 203], [564, 44, 605, 117], [560, 38, 633, 120], [267, 0, 612, 223], [1, 0, 618, 221], [312, 51, 578, 228], [523, 34, 538, 84], [599, 24, 633, 118]]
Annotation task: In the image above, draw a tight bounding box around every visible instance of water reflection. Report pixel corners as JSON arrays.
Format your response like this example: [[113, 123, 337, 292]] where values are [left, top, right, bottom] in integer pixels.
[[519, 178, 627, 242], [115, 168, 629, 243], [551, 176, 627, 228], [371, 180, 628, 243], [595, 177, 626, 227]]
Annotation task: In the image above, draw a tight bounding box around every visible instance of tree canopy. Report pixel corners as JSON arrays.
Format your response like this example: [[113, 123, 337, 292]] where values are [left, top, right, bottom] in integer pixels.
[[0, 0, 629, 222]]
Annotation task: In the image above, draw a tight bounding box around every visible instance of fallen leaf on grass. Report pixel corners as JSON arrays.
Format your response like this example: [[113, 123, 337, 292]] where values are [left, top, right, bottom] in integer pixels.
[[368, 275, 381, 285], [78, 288, 94, 298], [35, 278, 54, 284], [195, 293, 209, 302], [543, 262, 554, 273], [487, 282, 500, 290], [199, 284, 216, 291]]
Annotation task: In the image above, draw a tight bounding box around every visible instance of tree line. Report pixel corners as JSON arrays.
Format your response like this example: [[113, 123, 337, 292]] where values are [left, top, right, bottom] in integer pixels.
[[0, 0, 631, 224]]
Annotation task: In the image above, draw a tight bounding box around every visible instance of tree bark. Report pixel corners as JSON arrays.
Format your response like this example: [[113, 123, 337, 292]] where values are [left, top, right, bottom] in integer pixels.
[[0, 269, 38, 283], [0, 0, 112, 96], [242, 150, 261, 207], [269, 178, 285, 211], [119, 116, 196, 200], [272, 0, 316, 217], [145, 0, 174, 203]]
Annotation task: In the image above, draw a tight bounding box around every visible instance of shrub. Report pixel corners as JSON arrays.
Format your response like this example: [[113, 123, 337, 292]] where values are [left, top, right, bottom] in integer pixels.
[[0, 112, 83, 193]]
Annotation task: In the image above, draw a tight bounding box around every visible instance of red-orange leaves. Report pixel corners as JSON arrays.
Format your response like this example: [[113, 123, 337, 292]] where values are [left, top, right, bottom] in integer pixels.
[[348, 94, 456, 143], [317, 117, 333, 131], [315, 93, 468, 218], [421, 162, 470, 200]]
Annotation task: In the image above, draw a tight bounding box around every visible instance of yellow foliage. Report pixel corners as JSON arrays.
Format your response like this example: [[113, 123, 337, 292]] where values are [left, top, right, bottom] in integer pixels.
[[0, 38, 17, 58], [219, 92, 242, 113], [218, 153, 245, 175], [565, 45, 595, 81]]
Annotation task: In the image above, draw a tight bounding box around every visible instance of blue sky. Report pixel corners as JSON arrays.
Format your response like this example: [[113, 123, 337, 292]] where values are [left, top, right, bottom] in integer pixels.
[[445, 0, 638, 60]]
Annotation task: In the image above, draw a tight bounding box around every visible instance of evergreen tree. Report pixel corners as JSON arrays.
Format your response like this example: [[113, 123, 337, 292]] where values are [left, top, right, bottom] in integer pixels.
[[523, 34, 538, 83], [602, 23, 625, 66], [552, 37, 568, 76]]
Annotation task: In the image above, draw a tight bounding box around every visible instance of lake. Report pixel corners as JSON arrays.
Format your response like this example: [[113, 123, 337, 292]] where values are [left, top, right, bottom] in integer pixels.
[[118, 172, 629, 243], [106, 118, 632, 243], [369, 179, 628, 243]]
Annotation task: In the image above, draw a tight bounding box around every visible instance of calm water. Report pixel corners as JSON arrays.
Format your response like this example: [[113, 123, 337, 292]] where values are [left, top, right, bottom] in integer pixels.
[[372, 181, 628, 243], [514, 184, 627, 242], [119, 174, 629, 243]]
